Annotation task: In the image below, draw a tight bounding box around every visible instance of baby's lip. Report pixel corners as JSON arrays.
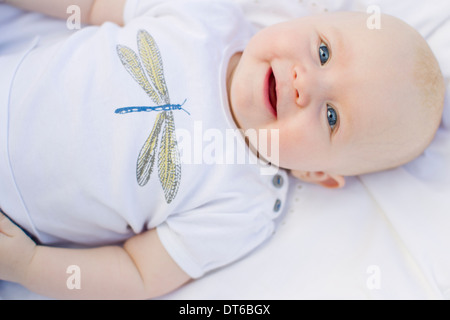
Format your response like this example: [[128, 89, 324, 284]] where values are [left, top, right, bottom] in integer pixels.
[[265, 67, 278, 118]]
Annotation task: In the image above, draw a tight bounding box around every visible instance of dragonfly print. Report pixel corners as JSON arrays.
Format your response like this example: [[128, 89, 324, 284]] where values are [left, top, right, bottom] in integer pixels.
[[115, 30, 186, 204]]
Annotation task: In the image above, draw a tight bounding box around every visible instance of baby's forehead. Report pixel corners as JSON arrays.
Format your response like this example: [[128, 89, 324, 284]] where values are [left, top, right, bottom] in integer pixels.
[[335, 56, 419, 147], [312, 11, 415, 43], [312, 11, 370, 27]]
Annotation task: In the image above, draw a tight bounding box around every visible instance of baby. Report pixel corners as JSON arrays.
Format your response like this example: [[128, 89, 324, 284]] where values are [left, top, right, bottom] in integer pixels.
[[0, 0, 445, 299]]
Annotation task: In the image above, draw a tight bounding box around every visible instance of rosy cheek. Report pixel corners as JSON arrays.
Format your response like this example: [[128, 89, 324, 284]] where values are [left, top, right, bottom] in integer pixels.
[[276, 127, 324, 169]]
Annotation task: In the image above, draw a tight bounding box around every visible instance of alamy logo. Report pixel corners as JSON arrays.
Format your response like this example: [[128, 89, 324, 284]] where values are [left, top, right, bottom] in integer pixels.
[[175, 121, 280, 176], [66, 265, 81, 290], [366, 265, 381, 290], [66, 5, 81, 30], [366, 5, 381, 30]]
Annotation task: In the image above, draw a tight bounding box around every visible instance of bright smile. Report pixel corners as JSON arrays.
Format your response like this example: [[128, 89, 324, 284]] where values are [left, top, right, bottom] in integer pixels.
[[265, 68, 278, 118]]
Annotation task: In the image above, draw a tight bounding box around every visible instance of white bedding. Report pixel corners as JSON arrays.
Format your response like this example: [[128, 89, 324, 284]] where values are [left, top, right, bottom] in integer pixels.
[[1, 0, 449, 300]]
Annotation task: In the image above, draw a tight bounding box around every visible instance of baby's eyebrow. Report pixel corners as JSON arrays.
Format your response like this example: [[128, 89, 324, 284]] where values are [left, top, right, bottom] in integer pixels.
[[328, 26, 344, 58]]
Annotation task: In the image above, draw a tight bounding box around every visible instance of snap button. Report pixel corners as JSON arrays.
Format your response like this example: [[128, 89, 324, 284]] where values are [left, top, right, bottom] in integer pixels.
[[272, 174, 284, 188], [273, 199, 282, 212]]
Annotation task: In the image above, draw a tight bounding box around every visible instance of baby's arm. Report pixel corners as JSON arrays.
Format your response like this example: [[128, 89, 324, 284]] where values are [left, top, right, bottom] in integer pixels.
[[4, 0, 126, 26], [0, 211, 190, 299]]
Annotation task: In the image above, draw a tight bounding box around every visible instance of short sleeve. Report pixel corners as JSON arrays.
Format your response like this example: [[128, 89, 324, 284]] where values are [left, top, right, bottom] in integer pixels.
[[156, 199, 277, 279]]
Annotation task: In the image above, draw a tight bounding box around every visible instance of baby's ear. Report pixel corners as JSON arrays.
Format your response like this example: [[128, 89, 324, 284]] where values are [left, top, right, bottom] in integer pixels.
[[290, 170, 345, 189]]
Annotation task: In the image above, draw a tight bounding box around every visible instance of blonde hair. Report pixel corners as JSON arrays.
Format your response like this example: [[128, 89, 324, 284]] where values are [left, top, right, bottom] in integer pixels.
[[411, 34, 446, 149], [387, 20, 446, 169]]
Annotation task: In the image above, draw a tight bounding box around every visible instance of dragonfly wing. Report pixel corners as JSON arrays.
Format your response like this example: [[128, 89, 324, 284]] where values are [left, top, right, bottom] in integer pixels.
[[117, 45, 162, 105], [137, 30, 170, 105], [158, 111, 181, 203], [136, 112, 164, 186]]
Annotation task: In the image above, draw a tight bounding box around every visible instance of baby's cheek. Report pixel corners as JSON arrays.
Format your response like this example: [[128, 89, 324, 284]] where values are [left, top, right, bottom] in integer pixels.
[[277, 130, 326, 171], [274, 133, 304, 169]]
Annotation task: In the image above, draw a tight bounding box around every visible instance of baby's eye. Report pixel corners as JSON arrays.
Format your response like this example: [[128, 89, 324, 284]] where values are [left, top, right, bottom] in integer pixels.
[[319, 42, 330, 65], [327, 105, 338, 131]]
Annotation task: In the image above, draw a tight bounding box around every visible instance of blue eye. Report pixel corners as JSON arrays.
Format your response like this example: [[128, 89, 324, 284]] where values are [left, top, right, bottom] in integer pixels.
[[327, 105, 338, 131], [319, 42, 330, 65]]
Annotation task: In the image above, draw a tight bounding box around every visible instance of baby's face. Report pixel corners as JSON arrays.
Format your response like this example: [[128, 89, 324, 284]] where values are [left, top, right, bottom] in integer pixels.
[[228, 12, 419, 176]]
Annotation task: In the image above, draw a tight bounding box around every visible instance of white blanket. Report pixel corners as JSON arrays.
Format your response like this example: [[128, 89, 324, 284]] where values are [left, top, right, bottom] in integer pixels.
[[1, 0, 449, 299]]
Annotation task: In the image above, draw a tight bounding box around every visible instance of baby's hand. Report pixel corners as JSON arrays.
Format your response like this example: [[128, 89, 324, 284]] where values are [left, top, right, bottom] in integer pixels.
[[0, 210, 37, 284]]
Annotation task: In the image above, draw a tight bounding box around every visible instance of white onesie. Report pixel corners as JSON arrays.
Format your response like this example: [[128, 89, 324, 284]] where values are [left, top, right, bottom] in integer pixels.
[[0, 0, 289, 278]]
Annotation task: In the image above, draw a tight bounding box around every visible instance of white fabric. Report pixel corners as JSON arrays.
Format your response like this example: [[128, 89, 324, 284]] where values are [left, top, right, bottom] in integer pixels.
[[0, 0, 288, 281], [0, 37, 42, 243], [1, 0, 450, 300]]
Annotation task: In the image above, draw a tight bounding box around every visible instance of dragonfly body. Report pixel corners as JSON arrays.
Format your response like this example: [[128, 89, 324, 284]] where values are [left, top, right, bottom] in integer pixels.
[[115, 99, 189, 115]]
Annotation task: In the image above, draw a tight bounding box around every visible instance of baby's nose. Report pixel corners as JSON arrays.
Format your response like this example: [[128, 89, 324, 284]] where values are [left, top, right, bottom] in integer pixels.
[[292, 67, 310, 107]]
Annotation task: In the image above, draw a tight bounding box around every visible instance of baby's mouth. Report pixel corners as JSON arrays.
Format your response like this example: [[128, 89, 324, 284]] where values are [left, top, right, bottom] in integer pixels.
[[268, 70, 278, 117]]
